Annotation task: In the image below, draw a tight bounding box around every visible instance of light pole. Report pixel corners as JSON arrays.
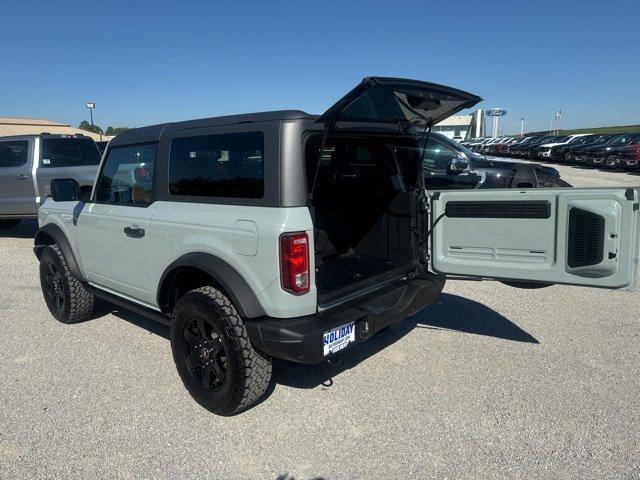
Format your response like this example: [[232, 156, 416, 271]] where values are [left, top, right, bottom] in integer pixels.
[[85, 102, 101, 141], [520, 118, 525, 138]]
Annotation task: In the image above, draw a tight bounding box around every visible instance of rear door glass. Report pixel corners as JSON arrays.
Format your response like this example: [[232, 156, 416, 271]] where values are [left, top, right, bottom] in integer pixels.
[[41, 138, 101, 167], [0, 140, 29, 167], [169, 132, 264, 199]]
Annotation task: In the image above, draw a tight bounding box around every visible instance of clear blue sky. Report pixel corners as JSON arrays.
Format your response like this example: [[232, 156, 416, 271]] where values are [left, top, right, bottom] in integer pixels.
[[2, 0, 639, 134]]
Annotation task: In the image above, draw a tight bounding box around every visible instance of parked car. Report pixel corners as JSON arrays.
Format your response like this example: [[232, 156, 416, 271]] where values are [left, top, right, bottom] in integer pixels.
[[535, 134, 592, 160], [0, 134, 101, 228], [573, 134, 627, 164], [515, 135, 558, 158], [493, 137, 520, 157], [549, 134, 600, 162], [468, 137, 491, 152], [505, 136, 535, 156], [565, 134, 615, 163], [480, 137, 505, 155], [33, 77, 640, 415], [610, 143, 640, 170], [584, 134, 640, 167], [420, 133, 569, 189]]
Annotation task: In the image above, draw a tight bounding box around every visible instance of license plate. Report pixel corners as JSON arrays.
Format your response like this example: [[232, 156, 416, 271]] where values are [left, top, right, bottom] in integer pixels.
[[323, 322, 355, 356]]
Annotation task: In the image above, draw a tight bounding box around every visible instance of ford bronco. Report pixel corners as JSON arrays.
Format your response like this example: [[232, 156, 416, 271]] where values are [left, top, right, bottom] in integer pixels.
[[34, 78, 640, 415]]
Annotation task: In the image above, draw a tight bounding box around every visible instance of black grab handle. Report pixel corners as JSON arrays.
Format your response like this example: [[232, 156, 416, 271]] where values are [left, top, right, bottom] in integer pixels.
[[123, 226, 145, 238]]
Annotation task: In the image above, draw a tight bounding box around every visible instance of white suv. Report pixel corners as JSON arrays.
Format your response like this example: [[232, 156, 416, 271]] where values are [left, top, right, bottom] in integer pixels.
[[34, 78, 640, 415]]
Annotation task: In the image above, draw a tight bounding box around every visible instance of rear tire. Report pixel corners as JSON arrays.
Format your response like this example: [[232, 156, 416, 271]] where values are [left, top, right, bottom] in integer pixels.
[[39, 244, 95, 323], [171, 286, 272, 416], [0, 219, 20, 229]]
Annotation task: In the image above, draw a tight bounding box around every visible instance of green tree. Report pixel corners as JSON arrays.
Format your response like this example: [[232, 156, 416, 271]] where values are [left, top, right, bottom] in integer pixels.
[[78, 120, 103, 134], [105, 126, 130, 136]]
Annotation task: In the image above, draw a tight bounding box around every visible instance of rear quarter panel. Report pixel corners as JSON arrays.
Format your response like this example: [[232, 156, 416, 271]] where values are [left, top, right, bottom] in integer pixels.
[[149, 202, 317, 318]]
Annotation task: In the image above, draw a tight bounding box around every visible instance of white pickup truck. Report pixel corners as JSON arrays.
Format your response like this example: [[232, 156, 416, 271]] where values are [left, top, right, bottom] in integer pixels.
[[34, 77, 640, 415]]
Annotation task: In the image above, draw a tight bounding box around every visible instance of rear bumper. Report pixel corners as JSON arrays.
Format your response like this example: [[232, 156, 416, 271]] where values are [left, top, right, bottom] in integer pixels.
[[245, 275, 445, 364]]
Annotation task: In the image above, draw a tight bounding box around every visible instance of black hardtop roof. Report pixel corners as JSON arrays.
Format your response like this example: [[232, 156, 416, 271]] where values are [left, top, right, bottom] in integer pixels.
[[109, 110, 315, 147]]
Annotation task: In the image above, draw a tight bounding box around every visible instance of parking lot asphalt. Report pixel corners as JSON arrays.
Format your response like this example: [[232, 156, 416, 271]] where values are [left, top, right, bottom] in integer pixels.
[[1, 161, 639, 480]]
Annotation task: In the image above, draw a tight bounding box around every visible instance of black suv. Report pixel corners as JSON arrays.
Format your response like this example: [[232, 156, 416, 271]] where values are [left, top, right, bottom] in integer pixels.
[[421, 133, 569, 189], [584, 134, 640, 167]]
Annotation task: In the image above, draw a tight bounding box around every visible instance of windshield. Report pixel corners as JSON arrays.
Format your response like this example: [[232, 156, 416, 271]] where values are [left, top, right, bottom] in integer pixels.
[[610, 134, 638, 145], [570, 136, 592, 144], [553, 136, 569, 143], [420, 133, 476, 159]]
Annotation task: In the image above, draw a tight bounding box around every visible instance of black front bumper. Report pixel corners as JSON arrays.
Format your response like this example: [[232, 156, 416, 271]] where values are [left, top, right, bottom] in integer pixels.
[[245, 275, 445, 364]]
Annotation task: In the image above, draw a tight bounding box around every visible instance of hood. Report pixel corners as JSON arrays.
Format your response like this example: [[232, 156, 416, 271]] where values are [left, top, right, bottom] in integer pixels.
[[539, 142, 569, 149], [317, 77, 482, 126]]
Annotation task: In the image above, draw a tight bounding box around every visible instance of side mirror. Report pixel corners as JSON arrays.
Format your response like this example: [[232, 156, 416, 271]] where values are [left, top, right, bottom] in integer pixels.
[[447, 156, 469, 174], [50, 178, 80, 202]]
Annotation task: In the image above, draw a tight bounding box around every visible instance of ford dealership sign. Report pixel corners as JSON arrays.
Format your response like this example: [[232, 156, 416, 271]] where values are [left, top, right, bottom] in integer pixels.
[[486, 108, 507, 116]]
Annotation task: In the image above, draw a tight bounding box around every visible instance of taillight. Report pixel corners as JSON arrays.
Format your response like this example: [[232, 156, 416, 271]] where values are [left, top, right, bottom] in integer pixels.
[[280, 232, 310, 294]]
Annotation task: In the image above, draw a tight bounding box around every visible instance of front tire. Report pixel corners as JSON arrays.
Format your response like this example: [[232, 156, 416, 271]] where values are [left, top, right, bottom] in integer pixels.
[[39, 244, 95, 323], [170, 286, 272, 416]]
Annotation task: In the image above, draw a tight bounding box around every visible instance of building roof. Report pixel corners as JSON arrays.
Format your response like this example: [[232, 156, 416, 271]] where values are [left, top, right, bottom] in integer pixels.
[[435, 115, 472, 127], [0, 117, 113, 141]]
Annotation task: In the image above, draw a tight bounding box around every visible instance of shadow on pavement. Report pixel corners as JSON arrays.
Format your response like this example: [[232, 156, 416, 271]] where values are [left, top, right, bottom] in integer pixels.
[[0, 219, 38, 238], [90, 292, 538, 394], [273, 293, 538, 390]]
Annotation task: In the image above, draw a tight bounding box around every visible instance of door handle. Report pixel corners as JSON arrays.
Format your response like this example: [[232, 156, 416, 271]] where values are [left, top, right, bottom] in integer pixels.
[[123, 225, 145, 238], [16, 174, 28, 180]]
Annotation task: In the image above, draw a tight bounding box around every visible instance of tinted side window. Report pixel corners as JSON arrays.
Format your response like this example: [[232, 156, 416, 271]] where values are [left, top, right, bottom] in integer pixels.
[[41, 138, 101, 167], [95, 144, 157, 205], [0, 140, 29, 167], [169, 132, 264, 199]]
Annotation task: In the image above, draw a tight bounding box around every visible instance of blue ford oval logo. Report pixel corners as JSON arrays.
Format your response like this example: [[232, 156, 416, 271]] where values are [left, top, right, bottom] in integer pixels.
[[486, 108, 507, 116]]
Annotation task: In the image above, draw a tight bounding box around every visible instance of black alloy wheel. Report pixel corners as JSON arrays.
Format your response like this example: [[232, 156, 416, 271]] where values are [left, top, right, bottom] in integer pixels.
[[43, 261, 65, 315], [182, 316, 228, 391], [170, 286, 272, 415]]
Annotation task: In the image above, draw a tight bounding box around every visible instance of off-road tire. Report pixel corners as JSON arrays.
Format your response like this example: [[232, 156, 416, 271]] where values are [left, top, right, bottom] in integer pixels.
[[171, 286, 272, 416], [0, 219, 21, 229], [39, 244, 95, 323]]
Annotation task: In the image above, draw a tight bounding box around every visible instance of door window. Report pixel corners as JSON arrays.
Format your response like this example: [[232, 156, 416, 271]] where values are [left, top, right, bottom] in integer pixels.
[[421, 138, 458, 170], [41, 138, 101, 167], [95, 144, 157, 205], [0, 140, 29, 167]]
